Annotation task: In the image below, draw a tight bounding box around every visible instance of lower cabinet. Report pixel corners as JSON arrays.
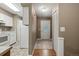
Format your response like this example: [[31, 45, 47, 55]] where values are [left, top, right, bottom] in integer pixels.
[[3, 49, 10, 56]]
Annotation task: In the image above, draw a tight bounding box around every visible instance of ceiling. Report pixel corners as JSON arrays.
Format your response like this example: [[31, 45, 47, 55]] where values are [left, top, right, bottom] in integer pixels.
[[33, 3, 57, 18]]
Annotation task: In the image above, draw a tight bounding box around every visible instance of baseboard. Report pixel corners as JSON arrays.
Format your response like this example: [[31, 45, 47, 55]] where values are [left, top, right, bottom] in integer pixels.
[[37, 38, 49, 40], [32, 49, 35, 56]]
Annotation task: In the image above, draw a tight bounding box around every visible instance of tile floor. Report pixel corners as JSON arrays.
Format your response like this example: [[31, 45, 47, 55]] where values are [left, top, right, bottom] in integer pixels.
[[10, 42, 28, 56], [10, 39, 53, 56]]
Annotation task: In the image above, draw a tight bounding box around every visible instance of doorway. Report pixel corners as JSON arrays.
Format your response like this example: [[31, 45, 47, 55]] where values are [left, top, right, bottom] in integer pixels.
[[32, 3, 58, 56], [40, 20, 50, 39]]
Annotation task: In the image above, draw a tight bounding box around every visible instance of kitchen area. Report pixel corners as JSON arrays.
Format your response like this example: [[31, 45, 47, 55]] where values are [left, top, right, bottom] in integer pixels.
[[0, 3, 41, 56], [0, 11, 16, 56], [0, 3, 26, 56]]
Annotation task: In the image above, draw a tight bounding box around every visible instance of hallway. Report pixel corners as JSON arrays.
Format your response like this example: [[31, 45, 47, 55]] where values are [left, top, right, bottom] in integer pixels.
[[34, 40, 53, 49], [32, 40, 56, 56]]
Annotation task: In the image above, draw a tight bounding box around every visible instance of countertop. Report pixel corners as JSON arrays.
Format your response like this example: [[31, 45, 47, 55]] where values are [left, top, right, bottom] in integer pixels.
[[0, 46, 12, 56]]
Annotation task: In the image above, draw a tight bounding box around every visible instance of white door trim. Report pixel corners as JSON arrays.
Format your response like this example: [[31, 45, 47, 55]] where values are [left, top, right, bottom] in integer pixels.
[[52, 5, 64, 56]]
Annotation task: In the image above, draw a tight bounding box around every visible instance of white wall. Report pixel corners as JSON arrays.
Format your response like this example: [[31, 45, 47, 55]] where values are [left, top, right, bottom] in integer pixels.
[[52, 5, 64, 56], [52, 5, 59, 56]]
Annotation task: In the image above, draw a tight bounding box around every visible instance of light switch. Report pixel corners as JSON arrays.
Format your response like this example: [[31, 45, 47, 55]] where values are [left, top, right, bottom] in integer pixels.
[[60, 27, 65, 32]]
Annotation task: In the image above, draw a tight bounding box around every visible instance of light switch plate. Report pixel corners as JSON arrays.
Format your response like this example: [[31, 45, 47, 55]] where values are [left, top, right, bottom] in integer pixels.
[[60, 27, 65, 32]]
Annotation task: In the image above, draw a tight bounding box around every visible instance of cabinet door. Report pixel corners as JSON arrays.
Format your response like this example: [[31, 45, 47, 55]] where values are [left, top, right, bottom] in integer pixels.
[[4, 15, 13, 27], [20, 25, 29, 48], [23, 7, 29, 25], [0, 13, 5, 23], [0, 13, 4, 20]]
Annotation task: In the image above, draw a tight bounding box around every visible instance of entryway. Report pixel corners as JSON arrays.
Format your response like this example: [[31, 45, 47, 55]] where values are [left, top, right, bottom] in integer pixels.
[[40, 20, 50, 39]]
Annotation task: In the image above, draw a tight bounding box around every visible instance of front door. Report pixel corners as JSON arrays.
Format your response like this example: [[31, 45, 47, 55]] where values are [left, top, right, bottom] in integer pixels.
[[40, 20, 50, 39]]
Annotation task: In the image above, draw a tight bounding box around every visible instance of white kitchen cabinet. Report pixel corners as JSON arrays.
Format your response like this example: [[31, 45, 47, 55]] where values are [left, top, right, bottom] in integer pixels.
[[0, 13, 5, 23], [20, 24, 29, 48], [0, 13, 4, 20], [23, 7, 29, 25], [4, 14, 13, 27], [0, 12, 13, 27]]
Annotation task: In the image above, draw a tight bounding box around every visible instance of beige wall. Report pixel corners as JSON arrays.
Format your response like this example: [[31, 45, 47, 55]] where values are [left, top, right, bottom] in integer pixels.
[[59, 3, 79, 55], [29, 6, 37, 54]]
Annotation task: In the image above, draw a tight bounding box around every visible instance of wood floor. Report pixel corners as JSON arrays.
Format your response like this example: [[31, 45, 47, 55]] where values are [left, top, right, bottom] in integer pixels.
[[33, 49, 56, 56], [32, 40, 56, 56], [34, 40, 53, 49]]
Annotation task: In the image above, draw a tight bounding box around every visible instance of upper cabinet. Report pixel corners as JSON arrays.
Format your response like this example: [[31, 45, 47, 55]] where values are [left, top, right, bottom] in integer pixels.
[[0, 13, 5, 24], [0, 13, 13, 27], [23, 7, 29, 25], [4, 14, 13, 27]]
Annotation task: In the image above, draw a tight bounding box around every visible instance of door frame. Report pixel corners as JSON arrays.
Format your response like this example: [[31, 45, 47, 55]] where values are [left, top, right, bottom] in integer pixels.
[[52, 5, 59, 56]]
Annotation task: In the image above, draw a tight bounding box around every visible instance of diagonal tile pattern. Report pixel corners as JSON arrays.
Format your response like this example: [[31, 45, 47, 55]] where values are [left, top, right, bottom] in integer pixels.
[[10, 42, 28, 56]]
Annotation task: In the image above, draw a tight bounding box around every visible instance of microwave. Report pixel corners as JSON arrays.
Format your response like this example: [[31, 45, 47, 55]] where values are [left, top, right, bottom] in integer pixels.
[[0, 32, 9, 46]]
